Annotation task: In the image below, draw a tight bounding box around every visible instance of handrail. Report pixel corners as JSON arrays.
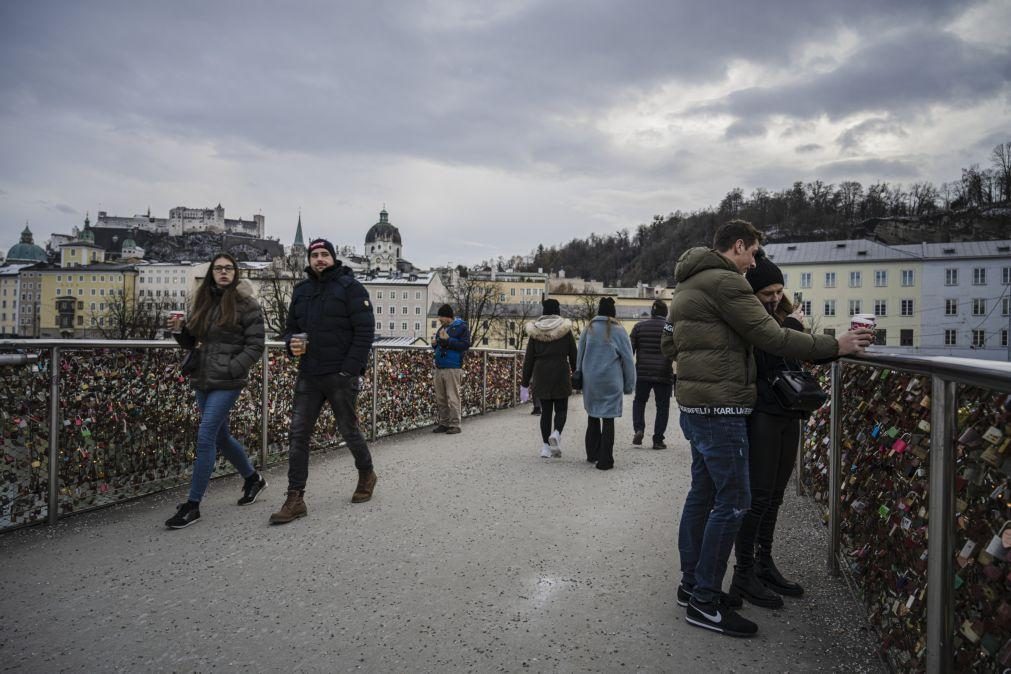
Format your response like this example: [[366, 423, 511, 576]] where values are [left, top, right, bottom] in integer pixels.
[[843, 351, 1011, 392]]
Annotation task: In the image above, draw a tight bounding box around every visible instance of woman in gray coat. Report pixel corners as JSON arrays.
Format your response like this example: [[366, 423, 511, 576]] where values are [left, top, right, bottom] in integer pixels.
[[165, 253, 266, 529], [576, 297, 636, 470]]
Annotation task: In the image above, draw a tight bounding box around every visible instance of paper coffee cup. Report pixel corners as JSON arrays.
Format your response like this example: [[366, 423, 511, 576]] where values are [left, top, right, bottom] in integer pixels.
[[169, 311, 185, 334], [850, 313, 876, 331]]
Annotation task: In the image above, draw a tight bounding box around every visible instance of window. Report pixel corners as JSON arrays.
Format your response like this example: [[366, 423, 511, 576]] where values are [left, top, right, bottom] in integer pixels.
[[972, 299, 986, 316], [510, 288, 516, 296], [874, 329, 887, 345], [499, 293, 506, 302], [416, 291, 422, 300], [401, 322, 407, 331], [1003, 298, 1010, 316], [77, 301, 83, 310], [388, 322, 395, 331], [1003, 267, 1011, 285], [824, 328, 836, 337], [1002, 329, 1008, 348], [901, 270, 914, 287], [77, 315, 83, 326], [800, 272, 811, 289], [848, 299, 861, 316], [481, 337, 489, 345], [402, 292, 408, 300], [874, 270, 887, 287], [901, 299, 913, 316], [414, 322, 421, 331], [944, 329, 957, 346], [972, 330, 985, 348], [415, 307, 421, 315], [801, 300, 812, 315], [945, 269, 958, 286], [431, 320, 437, 328], [388, 306, 395, 315], [782, 273, 788, 287], [824, 300, 836, 316], [900, 329, 914, 346], [945, 299, 958, 316], [376, 291, 383, 299], [973, 268, 987, 285], [874, 300, 887, 316], [824, 272, 836, 288], [375, 321, 381, 330], [849, 271, 861, 288], [401, 307, 408, 314], [376, 306, 382, 314]]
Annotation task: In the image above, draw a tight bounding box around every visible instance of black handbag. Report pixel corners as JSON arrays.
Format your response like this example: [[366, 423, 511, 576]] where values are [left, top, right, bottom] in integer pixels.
[[769, 370, 828, 412], [571, 369, 583, 391]]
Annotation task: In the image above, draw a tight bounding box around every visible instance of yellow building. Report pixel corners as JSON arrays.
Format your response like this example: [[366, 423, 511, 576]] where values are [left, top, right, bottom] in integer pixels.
[[36, 264, 139, 338], [763, 240, 922, 347]]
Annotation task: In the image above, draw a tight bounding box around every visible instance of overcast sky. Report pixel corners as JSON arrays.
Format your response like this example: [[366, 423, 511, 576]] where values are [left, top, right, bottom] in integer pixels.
[[1, 0, 1009, 268]]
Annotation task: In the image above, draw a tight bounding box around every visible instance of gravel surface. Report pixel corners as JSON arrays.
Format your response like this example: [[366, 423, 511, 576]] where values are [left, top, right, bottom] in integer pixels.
[[0, 399, 885, 673]]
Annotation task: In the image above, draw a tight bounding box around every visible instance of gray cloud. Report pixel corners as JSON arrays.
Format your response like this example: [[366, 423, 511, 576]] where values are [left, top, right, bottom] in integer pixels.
[[725, 120, 767, 140], [36, 200, 77, 215], [815, 158, 921, 180], [837, 118, 909, 152], [795, 143, 823, 154]]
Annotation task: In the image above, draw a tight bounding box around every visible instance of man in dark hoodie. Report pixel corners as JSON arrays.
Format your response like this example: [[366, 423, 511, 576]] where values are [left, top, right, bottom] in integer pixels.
[[661, 220, 873, 638], [270, 238, 377, 524], [630, 299, 675, 449]]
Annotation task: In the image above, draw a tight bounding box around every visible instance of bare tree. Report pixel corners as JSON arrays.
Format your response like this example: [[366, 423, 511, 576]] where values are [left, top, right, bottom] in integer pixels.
[[246, 254, 304, 337], [991, 141, 1011, 203], [96, 291, 170, 339], [560, 292, 601, 337], [444, 276, 505, 347], [493, 302, 540, 351]]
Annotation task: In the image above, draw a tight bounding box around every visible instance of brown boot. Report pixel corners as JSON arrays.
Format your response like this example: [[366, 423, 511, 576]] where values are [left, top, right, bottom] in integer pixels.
[[351, 469, 377, 503], [269, 490, 307, 524]]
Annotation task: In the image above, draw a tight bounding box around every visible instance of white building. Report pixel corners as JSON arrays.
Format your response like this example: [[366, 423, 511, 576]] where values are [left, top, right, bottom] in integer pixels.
[[95, 204, 265, 238], [361, 271, 449, 341], [0, 264, 31, 337], [892, 240, 1011, 359], [136, 262, 202, 312]]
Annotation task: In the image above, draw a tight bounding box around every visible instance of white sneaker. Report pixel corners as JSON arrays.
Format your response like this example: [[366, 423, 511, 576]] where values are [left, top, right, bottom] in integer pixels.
[[548, 430, 562, 457], [540, 444, 552, 458]]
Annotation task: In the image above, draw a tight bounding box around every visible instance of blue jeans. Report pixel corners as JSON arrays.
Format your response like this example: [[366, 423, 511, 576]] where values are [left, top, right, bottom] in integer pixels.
[[677, 413, 751, 604], [188, 388, 256, 503], [632, 380, 672, 442]]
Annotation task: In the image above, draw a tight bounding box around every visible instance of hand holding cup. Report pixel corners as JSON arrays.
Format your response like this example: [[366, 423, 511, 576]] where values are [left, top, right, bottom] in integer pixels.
[[291, 333, 309, 357]]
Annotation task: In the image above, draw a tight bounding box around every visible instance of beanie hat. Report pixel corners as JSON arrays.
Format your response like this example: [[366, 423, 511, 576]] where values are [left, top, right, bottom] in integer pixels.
[[437, 303, 454, 318], [651, 299, 668, 318], [746, 253, 785, 293], [542, 298, 561, 316], [597, 297, 616, 318], [307, 238, 337, 261]]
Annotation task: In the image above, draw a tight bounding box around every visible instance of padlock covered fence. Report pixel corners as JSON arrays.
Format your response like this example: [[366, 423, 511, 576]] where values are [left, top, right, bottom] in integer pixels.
[[0, 340, 522, 533], [799, 354, 1011, 674]]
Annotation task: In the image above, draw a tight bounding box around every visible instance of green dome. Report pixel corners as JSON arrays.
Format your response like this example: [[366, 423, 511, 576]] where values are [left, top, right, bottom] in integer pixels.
[[6, 242, 47, 263], [122, 238, 136, 248]]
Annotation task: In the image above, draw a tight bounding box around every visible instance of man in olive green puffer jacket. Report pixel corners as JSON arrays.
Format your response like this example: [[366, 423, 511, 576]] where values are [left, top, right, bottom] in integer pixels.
[[662, 220, 873, 638]]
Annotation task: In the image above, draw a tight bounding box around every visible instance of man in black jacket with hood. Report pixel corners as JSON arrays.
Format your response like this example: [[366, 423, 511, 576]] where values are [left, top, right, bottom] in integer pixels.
[[270, 238, 377, 524], [630, 299, 675, 449]]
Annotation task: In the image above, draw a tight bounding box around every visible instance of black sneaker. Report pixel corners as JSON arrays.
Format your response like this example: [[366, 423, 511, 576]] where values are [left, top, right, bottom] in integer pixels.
[[530, 408, 541, 415], [632, 431, 644, 445], [686, 596, 757, 637], [165, 502, 201, 529], [677, 584, 743, 609], [652, 440, 668, 450], [238, 474, 267, 506], [432, 425, 449, 433]]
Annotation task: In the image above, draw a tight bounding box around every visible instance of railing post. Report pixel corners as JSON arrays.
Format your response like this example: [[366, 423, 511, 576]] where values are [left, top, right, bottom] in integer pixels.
[[827, 360, 842, 575], [48, 346, 60, 526], [481, 350, 488, 414], [796, 423, 805, 497], [371, 349, 378, 441], [926, 376, 955, 674], [260, 348, 269, 470]]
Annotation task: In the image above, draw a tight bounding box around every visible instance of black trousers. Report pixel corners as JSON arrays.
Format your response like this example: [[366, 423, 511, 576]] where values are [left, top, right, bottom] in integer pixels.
[[287, 372, 373, 491], [585, 417, 615, 466], [539, 397, 569, 443], [631, 379, 673, 442], [734, 411, 800, 569]]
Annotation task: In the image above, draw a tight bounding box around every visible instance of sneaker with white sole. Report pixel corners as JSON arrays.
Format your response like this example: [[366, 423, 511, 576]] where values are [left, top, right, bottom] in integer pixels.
[[686, 596, 757, 637], [677, 583, 743, 609], [540, 444, 553, 458], [548, 430, 562, 457]]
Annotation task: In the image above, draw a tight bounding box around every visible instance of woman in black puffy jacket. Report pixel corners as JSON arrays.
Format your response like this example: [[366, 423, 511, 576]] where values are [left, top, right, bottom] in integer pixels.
[[731, 253, 809, 607], [165, 253, 266, 529]]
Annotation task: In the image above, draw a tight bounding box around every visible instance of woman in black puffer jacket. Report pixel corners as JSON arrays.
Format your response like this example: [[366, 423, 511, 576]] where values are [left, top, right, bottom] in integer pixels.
[[165, 253, 266, 529], [731, 253, 810, 607], [521, 298, 577, 459]]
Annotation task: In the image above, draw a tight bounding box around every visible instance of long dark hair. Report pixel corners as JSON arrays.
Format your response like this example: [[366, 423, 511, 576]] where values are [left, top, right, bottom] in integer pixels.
[[188, 253, 242, 337]]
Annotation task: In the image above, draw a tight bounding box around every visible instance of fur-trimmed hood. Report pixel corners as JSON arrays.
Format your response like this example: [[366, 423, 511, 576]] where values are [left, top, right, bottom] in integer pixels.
[[525, 315, 573, 341]]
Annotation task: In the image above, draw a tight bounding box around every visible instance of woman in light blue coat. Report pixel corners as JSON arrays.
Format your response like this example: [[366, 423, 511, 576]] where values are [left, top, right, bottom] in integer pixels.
[[576, 297, 636, 470]]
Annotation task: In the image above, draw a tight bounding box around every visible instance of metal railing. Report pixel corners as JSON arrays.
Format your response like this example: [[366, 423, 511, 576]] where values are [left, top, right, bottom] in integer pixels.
[[0, 339, 524, 532], [803, 352, 1011, 673]]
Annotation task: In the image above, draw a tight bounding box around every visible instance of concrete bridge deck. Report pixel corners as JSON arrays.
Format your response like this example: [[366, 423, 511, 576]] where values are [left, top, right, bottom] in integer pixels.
[[0, 402, 883, 673]]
